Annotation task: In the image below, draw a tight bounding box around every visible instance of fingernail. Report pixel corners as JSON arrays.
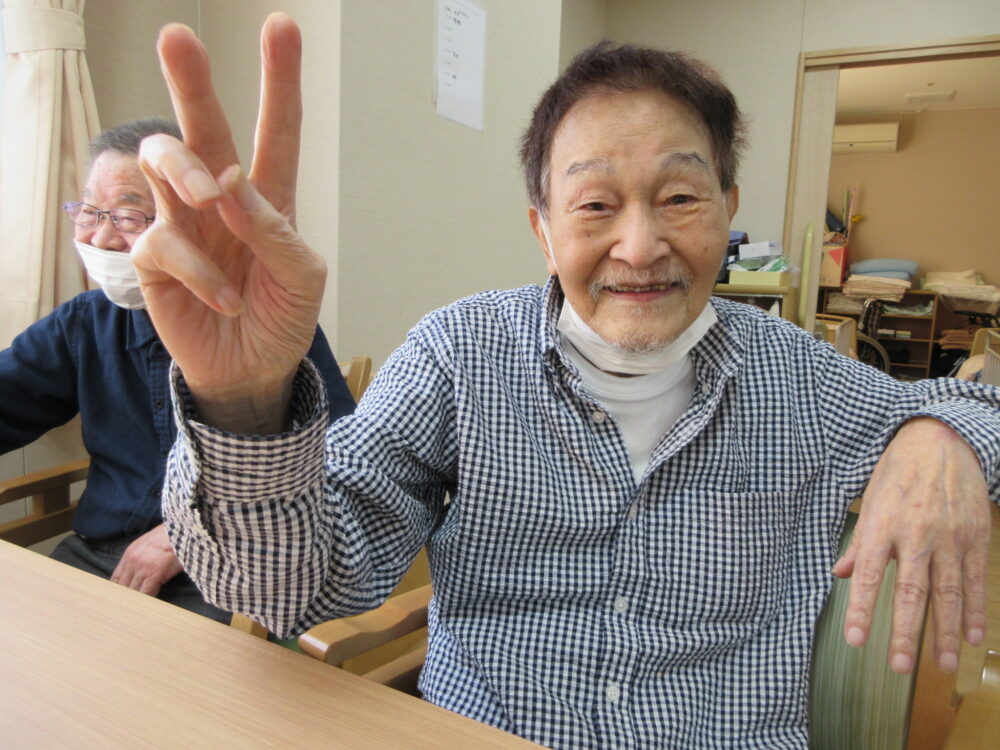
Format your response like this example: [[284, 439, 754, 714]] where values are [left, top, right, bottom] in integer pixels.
[[969, 627, 984, 646], [846, 627, 865, 647], [184, 170, 221, 203], [891, 653, 912, 673], [216, 286, 242, 317], [939, 651, 958, 672]]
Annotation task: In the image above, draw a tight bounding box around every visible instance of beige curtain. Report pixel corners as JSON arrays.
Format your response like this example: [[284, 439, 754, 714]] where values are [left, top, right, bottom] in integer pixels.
[[0, 0, 99, 348]]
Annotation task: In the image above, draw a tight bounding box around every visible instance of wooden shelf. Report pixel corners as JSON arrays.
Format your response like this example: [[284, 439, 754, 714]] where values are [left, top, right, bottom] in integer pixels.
[[819, 288, 940, 379]]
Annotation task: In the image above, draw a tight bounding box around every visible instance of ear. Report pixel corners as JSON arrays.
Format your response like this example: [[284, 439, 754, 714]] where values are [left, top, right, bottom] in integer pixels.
[[528, 206, 558, 276], [725, 185, 739, 222]]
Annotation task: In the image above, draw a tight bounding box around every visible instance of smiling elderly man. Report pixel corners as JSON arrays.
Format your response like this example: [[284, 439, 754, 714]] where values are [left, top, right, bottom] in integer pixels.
[[134, 16, 998, 749]]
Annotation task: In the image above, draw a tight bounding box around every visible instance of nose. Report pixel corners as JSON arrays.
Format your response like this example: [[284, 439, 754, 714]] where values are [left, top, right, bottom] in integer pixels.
[[88, 213, 129, 252], [608, 206, 670, 269]]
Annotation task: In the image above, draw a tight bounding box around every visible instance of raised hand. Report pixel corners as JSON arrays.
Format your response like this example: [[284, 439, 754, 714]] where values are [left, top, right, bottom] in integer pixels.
[[131, 14, 325, 433], [834, 417, 992, 674]]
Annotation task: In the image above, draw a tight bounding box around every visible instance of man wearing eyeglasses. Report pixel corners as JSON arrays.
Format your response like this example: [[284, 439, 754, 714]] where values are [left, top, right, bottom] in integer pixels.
[[0, 118, 356, 621]]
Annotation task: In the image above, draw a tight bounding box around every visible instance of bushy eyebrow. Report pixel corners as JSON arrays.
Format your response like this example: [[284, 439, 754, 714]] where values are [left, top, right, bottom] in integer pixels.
[[565, 157, 613, 178], [660, 152, 711, 173]]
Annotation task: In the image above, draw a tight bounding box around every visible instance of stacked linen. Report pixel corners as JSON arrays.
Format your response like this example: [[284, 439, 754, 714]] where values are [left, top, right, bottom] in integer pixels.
[[842, 274, 911, 302], [848, 258, 919, 282]]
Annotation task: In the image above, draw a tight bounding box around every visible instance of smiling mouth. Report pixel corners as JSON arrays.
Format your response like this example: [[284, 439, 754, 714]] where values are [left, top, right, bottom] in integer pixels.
[[605, 282, 681, 293]]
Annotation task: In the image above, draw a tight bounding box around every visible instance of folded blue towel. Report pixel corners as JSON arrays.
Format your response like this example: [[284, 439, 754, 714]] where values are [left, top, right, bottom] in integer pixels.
[[850, 258, 919, 276]]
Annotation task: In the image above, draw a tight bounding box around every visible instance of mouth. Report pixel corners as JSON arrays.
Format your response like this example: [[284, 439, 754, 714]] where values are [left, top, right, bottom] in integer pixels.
[[600, 281, 687, 301]]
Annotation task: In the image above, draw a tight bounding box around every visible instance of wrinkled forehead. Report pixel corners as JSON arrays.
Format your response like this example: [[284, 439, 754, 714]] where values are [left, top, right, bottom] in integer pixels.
[[545, 88, 717, 195], [83, 150, 153, 206]]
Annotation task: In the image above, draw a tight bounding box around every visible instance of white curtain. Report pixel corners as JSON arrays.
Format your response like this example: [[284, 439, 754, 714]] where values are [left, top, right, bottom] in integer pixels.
[[0, 0, 99, 348]]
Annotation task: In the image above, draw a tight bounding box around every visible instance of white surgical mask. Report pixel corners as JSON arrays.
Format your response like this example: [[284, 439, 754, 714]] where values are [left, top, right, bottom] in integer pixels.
[[540, 216, 716, 375], [557, 296, 716, 375], [75, 240, 146, 310]]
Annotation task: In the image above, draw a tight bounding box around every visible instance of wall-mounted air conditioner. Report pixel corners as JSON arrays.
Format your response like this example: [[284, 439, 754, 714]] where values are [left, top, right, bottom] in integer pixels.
[[832, 123, 899, 154]]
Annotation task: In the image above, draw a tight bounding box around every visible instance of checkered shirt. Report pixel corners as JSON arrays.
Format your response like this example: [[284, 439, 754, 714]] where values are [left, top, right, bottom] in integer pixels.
[[164, 278, 1000, 749]]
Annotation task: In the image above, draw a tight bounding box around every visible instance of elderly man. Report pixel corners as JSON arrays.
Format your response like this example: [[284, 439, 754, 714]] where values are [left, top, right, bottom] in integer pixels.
[[135, 17, 997, 748], [0, 117, 356, 622]]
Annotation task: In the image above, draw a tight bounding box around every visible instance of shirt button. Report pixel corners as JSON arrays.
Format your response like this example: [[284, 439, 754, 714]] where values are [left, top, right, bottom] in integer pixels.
[[613, 596, 628, 614], [606, 683, 621, 703], [627, 504, 639, 521], [591, 410, 606, 424], [154, 400, 165, 410], [701, 382, 712, 395]]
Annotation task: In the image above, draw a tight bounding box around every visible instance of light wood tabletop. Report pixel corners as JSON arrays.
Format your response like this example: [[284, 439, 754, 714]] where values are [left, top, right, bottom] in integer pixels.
[[0, 540, 537, 748]]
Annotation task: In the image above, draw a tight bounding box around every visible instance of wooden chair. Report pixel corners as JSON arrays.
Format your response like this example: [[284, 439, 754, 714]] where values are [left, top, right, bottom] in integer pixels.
[[815, 312, 858, 358], [339, 355, 373, 402]]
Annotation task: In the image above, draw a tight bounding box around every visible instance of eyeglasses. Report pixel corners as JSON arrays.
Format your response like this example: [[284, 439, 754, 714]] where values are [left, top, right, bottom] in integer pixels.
[[63, 201, 154, 234]]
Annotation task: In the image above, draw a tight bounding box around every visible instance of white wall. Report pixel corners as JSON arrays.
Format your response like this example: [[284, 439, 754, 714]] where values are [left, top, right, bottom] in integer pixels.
[[560, 0, 606, 71], [602, 0, 1000, 247], [84, 0, 196, 129], [200, 1, 344, 348], [336, 0, 561, 366]]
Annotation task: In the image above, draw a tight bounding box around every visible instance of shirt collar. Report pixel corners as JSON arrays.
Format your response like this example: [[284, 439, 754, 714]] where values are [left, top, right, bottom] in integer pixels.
[[127, 308, 160, 350], [539, 276, 745, 378]]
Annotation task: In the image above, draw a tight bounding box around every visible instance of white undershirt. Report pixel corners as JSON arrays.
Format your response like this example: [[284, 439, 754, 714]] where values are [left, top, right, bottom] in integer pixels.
[[562, 342, 696, 483]]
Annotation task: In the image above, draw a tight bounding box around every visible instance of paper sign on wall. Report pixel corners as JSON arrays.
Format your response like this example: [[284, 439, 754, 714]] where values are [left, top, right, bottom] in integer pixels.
[[435, 0, 486, 131]]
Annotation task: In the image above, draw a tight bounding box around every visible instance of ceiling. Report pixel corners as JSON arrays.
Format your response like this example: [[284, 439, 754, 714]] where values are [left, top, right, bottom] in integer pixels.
[[836, 55, 1000, 120]]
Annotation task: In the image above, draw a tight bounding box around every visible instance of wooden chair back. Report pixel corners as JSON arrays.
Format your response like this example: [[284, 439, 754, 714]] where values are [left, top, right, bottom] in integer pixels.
[[340, 356, 373, 402]]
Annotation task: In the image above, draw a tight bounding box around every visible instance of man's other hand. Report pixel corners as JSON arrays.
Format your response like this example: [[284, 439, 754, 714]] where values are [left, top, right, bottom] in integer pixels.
[[833, 417, 992, 674], [111, 524, 184, 597]]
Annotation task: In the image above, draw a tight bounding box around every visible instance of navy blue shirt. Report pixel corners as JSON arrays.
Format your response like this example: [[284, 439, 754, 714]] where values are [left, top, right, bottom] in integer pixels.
[[0, 290, 355, 539]]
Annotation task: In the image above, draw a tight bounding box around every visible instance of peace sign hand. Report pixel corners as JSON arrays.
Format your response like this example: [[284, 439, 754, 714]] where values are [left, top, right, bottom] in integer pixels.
[[132, 14, 324, 433]]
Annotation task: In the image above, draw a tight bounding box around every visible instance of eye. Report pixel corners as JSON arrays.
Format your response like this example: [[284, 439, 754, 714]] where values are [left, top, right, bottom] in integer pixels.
[[665, 194, 697, 206], [582, 201, 607, 211]]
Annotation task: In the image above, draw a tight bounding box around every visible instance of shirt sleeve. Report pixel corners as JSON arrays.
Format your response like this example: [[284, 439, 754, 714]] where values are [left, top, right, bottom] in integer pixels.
[[815, 340, 1000, 503], [0, 304, 80, 453], [162, 331, 454, 638]]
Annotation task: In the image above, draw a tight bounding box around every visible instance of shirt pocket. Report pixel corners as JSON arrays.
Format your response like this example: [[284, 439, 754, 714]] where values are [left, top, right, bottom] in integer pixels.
[[655, 489, 800, 631]]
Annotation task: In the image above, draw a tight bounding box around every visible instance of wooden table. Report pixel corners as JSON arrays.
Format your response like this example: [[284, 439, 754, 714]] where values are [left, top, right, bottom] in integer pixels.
[[0, 541, 536, 748]]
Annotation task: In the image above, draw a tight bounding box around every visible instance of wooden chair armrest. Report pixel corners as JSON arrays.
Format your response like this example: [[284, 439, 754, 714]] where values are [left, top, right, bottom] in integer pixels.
[[0, 459, 90, 505], [0, 459, 90, 547], [298, 584, 432, 665], [944, 651, 1000, 749]]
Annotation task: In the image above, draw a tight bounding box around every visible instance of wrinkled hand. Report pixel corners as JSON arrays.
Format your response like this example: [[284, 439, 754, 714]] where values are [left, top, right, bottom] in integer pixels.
[[833, 417, 991, 674], [131, 14, 325, 433], [111, 524, 184, 596]]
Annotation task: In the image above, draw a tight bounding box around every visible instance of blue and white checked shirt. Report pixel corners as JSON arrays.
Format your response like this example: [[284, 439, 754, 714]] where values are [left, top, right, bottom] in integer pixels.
[[165, 279, 1000, 749]]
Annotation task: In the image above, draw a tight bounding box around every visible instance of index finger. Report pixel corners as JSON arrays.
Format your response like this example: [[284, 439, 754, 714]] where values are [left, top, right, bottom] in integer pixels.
[[248, 13, 303, 215], [157, 23, 240, 177]]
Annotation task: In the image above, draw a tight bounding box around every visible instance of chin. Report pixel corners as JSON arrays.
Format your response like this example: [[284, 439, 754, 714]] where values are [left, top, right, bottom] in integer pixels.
[[598, 325, 684, 354]]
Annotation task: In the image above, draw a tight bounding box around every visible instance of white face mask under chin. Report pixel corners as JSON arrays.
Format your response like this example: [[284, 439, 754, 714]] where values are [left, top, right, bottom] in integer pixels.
[[557, 296, 716, 375], [75, 240, 146, 310], [539, 216, 716, 375]]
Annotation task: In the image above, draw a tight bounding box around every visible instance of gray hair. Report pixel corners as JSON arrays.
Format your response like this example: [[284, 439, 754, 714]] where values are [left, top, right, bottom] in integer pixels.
[[88, 117, 181, 162]]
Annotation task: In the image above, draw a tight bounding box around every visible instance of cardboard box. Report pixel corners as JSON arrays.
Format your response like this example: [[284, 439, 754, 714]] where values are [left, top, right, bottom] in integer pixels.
[[726, 270, 791, 287], [819, 245, 847, 287]]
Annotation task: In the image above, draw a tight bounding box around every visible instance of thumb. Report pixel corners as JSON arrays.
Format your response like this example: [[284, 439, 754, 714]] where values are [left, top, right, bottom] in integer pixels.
[[832, 536, 858, 579]]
